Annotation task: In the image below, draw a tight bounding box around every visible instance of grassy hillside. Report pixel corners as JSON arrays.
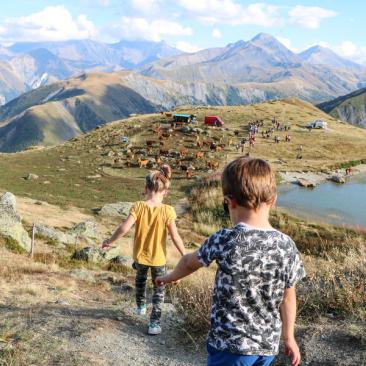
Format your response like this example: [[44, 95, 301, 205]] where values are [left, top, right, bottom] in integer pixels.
[[318, 87, 366, 128], [0, 73, 158, 152], [0, 98, 365, 210]]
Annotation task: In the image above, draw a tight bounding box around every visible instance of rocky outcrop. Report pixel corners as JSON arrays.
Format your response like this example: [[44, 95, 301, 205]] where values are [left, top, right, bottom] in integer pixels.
[[0, 192, 31, 252], [35, 220, 99, 245], [34, 224, 73, 244], [98, 202, 133, 218], [68, 221, 98, 243], [297, 178, 317, 188], [72, 246, 121, 263], [329, 174, 346, 184]]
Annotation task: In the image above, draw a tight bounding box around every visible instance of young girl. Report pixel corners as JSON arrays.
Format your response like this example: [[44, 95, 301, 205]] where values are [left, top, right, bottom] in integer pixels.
[[102, 164, 186, 335]]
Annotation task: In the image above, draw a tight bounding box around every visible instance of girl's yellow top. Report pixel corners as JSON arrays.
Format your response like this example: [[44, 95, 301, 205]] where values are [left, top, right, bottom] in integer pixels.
[[130, 201, 176, 266]]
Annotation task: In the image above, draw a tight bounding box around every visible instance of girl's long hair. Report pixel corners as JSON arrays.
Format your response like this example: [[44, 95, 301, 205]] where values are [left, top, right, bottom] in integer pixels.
[[145, 164, 172, 193]]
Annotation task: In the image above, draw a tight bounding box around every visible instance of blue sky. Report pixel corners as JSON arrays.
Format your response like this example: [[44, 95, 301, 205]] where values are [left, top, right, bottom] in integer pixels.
[[0, 0, 365, 62]]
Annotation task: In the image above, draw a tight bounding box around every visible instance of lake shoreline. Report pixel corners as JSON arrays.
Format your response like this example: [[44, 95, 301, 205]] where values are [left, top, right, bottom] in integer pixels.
[[279, 164, 366, 186]]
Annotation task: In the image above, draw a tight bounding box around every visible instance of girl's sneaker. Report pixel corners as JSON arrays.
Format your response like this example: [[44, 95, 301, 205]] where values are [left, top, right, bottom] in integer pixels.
[[148, 322, 162, 335], [134, 305, 147, 315]]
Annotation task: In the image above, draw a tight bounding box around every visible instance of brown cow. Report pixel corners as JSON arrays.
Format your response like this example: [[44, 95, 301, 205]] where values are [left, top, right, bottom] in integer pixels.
[[155, 156, 161, 164], [207, 161, 219, 170], [196, 151, 204, 159], [159, 149, 169, 156], [186, 170, 194, 179], [138, 158, 149, 168], [180, 148, 189, 157]]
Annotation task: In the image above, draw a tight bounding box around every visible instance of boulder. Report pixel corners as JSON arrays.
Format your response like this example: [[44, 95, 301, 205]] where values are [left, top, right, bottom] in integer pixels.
[[25, 173, 39, 180], [98, 202, 133, 218], [297, 178, 316, 188], [35, 220, 98, 245], [68, 221, 98, 242], [0, 192, 31, 252], [34, 224, 72, 244], [330, 174, 346, 184], [72, 246, 121, 263], [0, 192, 16, 209]]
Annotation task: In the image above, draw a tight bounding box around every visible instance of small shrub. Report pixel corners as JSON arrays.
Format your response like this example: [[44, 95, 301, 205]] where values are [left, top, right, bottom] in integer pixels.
[[170, 271, 214, 335], [0, 235, 26, 255]]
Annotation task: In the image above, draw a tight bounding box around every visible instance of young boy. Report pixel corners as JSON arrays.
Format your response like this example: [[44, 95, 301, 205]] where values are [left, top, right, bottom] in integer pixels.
[[156, 157, 306, 366]]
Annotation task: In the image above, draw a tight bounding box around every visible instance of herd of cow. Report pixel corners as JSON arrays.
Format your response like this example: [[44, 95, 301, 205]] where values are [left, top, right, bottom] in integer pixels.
[[104, 114, 292, 180]]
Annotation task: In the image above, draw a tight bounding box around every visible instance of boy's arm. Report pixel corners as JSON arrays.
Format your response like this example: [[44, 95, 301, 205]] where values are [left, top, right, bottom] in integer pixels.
[[155, 251, 202, 286], [167, 221, 186, 256], [102, 214, 136, 249], [280, 287, 301, 366]]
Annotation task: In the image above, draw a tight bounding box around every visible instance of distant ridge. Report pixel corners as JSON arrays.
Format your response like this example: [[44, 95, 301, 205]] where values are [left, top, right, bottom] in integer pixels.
[[318, 87, 366, 128], [299, 45, 363, 70]]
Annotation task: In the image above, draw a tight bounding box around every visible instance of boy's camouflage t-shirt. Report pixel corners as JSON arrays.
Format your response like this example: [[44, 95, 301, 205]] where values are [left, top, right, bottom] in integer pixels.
[[197, 223, 306, 356]]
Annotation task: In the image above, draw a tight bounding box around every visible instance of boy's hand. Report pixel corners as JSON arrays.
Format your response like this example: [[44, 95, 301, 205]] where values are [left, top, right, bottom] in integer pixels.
[[284, 338, 301, 366], [101, 239, 113, 250], [155, 275, 176, 287]]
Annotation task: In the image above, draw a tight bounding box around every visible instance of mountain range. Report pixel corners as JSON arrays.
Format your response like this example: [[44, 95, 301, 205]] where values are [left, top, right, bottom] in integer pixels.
[[1, 33, 366, 151], [0, 33, 366, 107], [0, 39, 182, 104]]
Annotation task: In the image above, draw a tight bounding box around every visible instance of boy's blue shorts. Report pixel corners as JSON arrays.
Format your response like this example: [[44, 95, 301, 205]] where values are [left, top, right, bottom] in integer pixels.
[[207, 343, 275, 366]]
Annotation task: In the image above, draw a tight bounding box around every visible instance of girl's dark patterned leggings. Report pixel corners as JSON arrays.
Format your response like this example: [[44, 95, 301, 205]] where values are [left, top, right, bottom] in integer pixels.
[[133, 262, 166, 323]]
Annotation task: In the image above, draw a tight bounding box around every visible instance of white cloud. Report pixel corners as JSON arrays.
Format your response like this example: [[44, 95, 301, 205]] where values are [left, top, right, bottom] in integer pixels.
[[175, 41, 201, 53], [178, 0, 282, 27], [335, 41, 366, 62], [131, 0, 161, 13], [288, 6, 336, 29], [212, 28, 222, 39], [0, 6, 97, 43], [115, 17, 192, 42], [275, 36, 298, 53]]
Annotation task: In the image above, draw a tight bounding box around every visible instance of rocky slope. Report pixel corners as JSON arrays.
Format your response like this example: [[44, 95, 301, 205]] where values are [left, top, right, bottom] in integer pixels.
[[318, 87, 366, 128], [0, 72, 158, 152]]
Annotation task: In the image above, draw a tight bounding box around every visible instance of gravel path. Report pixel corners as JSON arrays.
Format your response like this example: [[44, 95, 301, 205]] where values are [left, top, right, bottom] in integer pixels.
[[72, 300, 206, 366]]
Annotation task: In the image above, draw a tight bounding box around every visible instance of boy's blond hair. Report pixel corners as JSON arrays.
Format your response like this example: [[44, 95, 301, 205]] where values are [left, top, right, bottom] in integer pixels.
[[222, 157, 276, 209]]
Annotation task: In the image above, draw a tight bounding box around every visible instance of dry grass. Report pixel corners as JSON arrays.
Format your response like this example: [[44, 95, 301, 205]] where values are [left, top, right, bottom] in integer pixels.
[[170, 270, 214, 335]]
